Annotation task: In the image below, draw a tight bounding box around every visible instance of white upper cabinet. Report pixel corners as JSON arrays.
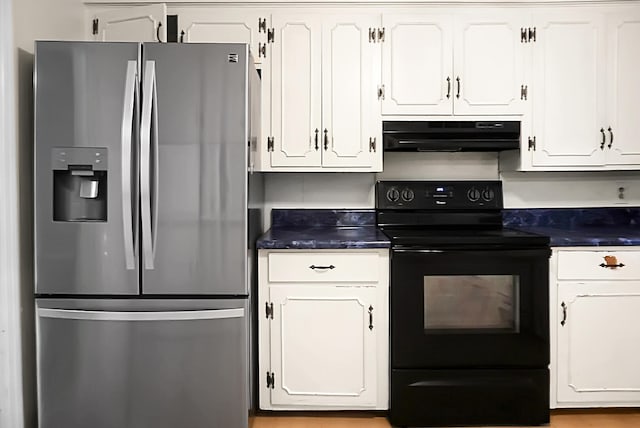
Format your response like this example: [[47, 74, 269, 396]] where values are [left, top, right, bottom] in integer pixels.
[[507, 5, 640, 171], [92, 4, 167, 42], [267, 12, 382, 171], [381, 14, 453, 115], [605, 10, 640, 166], [321, 15, 382, 168], [453, 12, 527, 115], [270, 13, 323, 168], [176, 8, 267, 63], [530, 10, 607, 168], [382, 11, 527, 116]]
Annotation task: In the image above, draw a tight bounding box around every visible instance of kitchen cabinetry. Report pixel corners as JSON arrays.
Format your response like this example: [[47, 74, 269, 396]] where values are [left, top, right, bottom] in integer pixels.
[[92, 4, 166, 42], [174, 8, 268, 64], [507, 7, 640, 171], [551, 248, 640, 408], [265, 13, 382, 171], [258, 249, 389, 410], [381, 11, 527, 116]]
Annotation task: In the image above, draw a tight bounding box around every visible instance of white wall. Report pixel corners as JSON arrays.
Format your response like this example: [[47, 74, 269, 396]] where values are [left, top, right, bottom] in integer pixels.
[[1, 0, 22, 427], [264, 153, 640, 227], [9, 2, 85, 427]]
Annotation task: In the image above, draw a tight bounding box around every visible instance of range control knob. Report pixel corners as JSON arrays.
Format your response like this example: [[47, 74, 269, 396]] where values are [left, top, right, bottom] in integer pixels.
[[386, 188, 400, 202], [401, 188, 415, 202], [467, 187, 481, 202], [482, 188, 495, 202]]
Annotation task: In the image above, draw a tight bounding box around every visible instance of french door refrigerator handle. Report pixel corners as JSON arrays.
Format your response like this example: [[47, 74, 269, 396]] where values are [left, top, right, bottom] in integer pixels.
[[38, 307, 245, 321], [141, 60, 157, 270], [121, 60, 137, 270]]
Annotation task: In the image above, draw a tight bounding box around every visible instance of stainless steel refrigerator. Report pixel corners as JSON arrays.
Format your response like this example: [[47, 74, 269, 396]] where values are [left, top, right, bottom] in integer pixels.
[[34, 41, 263, 428]]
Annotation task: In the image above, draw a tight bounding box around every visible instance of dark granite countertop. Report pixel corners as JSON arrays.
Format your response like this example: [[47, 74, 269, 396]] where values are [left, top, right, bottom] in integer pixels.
[[257, 209, 390, 250], [503, 208, 640, 247]]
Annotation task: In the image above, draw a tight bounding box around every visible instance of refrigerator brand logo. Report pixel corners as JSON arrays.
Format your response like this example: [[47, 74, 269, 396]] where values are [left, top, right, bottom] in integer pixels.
[[228, 54, 239, 63]]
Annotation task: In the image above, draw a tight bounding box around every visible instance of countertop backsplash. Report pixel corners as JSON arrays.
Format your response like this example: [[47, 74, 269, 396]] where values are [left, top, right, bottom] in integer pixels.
[[503, 208, 640, 228]]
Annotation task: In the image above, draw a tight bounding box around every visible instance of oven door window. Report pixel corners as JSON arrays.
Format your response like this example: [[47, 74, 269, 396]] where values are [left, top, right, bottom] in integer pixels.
[[424, 275, 520, 334]]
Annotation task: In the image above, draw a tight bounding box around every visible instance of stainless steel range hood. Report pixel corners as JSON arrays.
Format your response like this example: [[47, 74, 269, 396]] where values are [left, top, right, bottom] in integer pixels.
[[383, 121, 521, 152]]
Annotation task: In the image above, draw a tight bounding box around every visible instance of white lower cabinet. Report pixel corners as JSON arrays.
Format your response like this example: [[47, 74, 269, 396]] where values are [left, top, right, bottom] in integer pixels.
[[258, 249, 389, 410], [552, 248, 640, 407]]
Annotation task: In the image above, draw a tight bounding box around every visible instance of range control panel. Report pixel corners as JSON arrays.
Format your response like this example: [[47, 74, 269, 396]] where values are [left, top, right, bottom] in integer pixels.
[[376, 180, 503, 210]]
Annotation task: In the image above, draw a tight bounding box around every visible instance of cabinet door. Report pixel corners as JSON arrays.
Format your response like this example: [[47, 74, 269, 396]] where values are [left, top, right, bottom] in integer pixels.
[[605, 11, 640, 166], [270, 14, 322, 167], [530, 11, 607, 167], [268, 284, 377, 407], [321, 15, 382, 170], [381, 14, 453, 115], [93, 5, 166, 42], [177, 9, 266, 63], [453, 12, 527, 115], [557, 282, 640, 404]]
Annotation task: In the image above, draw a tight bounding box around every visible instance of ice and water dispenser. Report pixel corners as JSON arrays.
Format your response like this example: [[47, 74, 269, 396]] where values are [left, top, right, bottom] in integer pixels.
[[52, 147, 108, 222]]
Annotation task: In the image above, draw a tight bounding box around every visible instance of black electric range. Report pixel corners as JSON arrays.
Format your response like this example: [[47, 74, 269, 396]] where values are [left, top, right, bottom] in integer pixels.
[[377, 180, 551, 427]]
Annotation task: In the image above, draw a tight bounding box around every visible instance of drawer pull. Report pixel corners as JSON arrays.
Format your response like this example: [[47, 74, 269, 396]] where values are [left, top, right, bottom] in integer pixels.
[[309, 265, 335, 270], [560, 302, 567, 326], [599, 262, 625, 269], [368, 305, 374, 331]]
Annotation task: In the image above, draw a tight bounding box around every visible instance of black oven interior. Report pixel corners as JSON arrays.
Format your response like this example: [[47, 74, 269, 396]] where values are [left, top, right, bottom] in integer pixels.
[[376, 180, 551, 427]]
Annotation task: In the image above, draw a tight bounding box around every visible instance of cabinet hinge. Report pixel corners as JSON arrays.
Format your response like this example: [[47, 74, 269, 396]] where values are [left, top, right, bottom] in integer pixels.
[[266, 371, 275, 389], [520, 84, 528, 100], [377, 85, 385, 100], [258, 42, 267, 59], [369, 137, 377, 152], [258, 18, 267, 33], [267, 137, 274, 152], [377, 27, 385, 42], [92, 18, 99, 36], [267, 28, 275, 44], [265, 301, 274, 319], [528, 136, 536, 151]]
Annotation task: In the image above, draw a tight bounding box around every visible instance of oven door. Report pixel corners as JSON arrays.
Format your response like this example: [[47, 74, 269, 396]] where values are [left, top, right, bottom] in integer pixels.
[[392, 246, 550, 369]]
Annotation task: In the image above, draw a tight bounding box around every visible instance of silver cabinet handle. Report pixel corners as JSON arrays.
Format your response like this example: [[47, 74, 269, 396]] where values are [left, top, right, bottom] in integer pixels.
[[141, 60, 158, 270], [121, 61, 137, 270], [38, 307, 244, 321]]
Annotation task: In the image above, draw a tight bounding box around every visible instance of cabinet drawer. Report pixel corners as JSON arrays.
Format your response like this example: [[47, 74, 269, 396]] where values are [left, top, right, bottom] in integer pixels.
[[557, 251, 640, 280], [268, 252, 379, 283]]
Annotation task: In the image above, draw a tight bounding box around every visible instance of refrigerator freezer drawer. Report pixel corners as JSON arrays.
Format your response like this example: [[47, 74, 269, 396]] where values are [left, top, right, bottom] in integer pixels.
[[37, 303, 248, 428]]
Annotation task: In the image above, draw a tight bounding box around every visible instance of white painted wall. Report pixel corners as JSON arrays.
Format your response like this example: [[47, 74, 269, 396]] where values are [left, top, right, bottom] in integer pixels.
[[264, 153, 640, 228], [7, 2, 85, 427], [0, 1, 23, 427]]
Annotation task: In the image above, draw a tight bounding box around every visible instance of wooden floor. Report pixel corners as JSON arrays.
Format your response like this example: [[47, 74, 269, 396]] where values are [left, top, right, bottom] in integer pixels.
[[251, 409, 640, 428]]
